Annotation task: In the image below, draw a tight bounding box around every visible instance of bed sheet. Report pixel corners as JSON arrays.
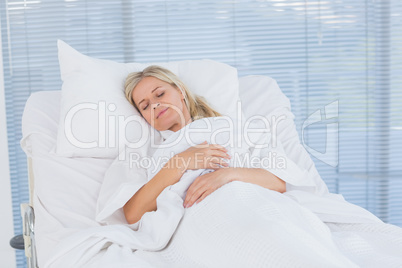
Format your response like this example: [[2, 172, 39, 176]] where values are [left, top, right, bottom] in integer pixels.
[[20, 90, 115, 267]]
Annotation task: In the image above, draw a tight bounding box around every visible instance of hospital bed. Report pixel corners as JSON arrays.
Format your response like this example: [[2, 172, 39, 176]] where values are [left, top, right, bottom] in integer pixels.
[[19, 74, 296, 267], [19, 63, 402, 266]]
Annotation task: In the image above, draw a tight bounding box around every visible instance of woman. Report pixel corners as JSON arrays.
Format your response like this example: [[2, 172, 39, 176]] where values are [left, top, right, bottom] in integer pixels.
[[123, 65, 286, 225], [122, 66, 402, 268]]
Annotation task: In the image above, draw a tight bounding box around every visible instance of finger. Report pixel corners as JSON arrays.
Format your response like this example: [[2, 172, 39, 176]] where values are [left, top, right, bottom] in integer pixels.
[[184, 193, 193, 207], [187, 188, 208, 207], [212, 158, 229, 168], [195, 140, 208, 148], [209, 156, 229, 167], [210, 150, 231, 160], [184, 189, 197, 207], [184, 186, 196, 206], [195, 189, 213, 204], [184, 177, 202, 205], [207, 142, 227, 151], [209, 144, 228, 153], [207, 161, 222, 170]]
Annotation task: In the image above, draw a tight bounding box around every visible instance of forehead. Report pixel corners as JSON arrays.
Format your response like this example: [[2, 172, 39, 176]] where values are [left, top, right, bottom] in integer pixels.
[[132, 76, 164, 100]]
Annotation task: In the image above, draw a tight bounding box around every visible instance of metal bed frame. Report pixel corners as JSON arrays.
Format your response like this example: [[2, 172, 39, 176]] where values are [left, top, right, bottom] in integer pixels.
[[20, 156, 38, 268]]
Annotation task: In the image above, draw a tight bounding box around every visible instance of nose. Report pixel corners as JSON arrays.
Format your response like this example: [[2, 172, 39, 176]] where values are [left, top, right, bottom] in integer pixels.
[[153, 103, 160, 109]]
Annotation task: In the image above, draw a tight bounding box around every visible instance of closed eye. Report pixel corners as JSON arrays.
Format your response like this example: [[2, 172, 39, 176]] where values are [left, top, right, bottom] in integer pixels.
[[142, 92, 164, 110]]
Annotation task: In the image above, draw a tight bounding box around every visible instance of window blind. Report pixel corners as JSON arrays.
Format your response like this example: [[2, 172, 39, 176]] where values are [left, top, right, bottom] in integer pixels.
[[1, 1, 401, 266]]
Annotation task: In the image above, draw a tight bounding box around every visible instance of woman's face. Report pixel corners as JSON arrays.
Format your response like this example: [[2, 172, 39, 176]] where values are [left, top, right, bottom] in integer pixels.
[[132, 76, 189, 132]]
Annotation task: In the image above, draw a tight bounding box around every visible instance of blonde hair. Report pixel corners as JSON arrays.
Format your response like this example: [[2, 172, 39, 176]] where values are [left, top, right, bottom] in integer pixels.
[[124, 65, 222, 121]]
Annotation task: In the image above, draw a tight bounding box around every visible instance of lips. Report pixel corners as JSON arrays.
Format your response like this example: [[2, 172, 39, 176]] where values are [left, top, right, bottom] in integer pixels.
[[157, 107, 169, 119]]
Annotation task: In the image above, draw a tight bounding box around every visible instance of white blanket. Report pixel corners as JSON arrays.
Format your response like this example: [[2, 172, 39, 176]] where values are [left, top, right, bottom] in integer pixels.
[[45, 116, 402, 267]]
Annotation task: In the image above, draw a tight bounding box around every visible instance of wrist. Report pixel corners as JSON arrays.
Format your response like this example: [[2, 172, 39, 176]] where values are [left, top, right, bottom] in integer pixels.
[[168, 154, 186, 175], [226, 167, 240, 183]]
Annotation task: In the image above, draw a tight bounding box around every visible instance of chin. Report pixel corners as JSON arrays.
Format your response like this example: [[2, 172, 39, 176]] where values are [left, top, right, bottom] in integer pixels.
[[154, 122, 173, 132]]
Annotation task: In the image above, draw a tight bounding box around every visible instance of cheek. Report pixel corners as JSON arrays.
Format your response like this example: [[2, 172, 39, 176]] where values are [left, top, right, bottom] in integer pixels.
[[140, 110, 150, 121], [144, 109, 159, 121], [145, 111, 152, 120], [169, 93, 184, 107]]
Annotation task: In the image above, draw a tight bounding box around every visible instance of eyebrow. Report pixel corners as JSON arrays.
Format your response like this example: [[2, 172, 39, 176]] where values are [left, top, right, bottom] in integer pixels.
[[137, 86, 161, 106]]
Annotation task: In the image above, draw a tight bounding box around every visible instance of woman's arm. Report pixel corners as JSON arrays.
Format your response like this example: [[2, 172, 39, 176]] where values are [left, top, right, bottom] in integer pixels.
[[228, 167, 286, 194], [123, 157, 185, 225], [183, 167, 286, 208], [123, 141, 229, 224]]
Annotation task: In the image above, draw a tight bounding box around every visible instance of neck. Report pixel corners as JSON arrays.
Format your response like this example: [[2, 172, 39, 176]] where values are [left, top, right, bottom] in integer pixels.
[[169, 113, 193, 132]]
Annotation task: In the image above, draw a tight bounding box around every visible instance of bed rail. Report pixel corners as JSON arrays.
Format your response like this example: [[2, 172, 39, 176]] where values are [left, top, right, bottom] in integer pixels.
[[21, 203, 37, 268], [21, 156, 38, 268]]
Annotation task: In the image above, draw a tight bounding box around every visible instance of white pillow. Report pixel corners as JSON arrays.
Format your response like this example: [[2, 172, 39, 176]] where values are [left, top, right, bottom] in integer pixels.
[[55, 40, 240, 158]]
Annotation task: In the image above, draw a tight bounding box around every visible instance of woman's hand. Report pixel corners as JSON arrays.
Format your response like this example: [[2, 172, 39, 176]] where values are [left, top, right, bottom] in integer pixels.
[[172, 141, 231, 173], [183, 167, 235, 208]]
